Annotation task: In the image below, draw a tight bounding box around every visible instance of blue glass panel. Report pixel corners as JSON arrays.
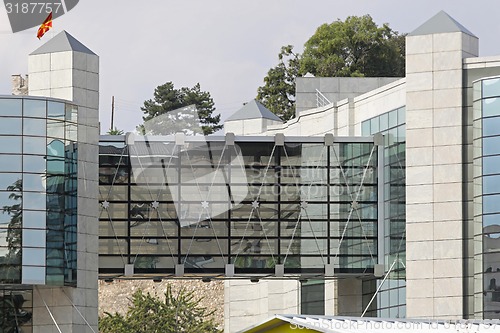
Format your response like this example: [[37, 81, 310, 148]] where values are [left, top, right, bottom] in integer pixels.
[[23, 210, 46, 229], [23, 99, 46, 118], [483, 194, 500, 214], [361, 121, 370, 136], [23, 118, 46, 136], [389, 110, 398, 128], [370, 117, 379, 134], [23, 136, 46, 155], [23, 173, 45, 192], [47, 101, 65, 120], [0, 155, 21, 172], [483, 136, 500, 156], [0, 173, 21, 192], [23, 192, 46, 210], [483, 117, 500, 137], [484, 155, 500, 175], [0, 99, 22, 117], [483, 78, 500, 99], [379, 113, 389, 132], [0, 118, 21, 136], [484, 175, 500, 195], [483, 214, 500, 228], [22, 248, 45, 266], [23, 155, 45, 173], [0, 136, 21, 154], [483, 98, 500, 118], [22, 229, 46, 247]]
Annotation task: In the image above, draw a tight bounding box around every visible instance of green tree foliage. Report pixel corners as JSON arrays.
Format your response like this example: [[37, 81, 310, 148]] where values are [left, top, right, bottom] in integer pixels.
[[99, 286, 221, 333], [257, 15, 405, 120], [138, 82, 222, 135], [106, 127, 124, 135], [301, 15, 405, 77], [257, 45, 299, 121]]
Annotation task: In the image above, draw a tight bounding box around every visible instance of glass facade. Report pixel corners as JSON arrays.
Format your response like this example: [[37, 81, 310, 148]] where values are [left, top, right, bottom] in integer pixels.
[[361, 107, 406, 318], [473, 77, 500, 319], [0, 287, 32, 333], [98, 136, 379, 277], [0, 96, 78, 287]]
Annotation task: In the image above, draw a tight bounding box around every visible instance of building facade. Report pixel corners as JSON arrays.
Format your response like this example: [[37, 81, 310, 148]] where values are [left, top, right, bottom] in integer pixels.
[[3, 10, 500, 333]]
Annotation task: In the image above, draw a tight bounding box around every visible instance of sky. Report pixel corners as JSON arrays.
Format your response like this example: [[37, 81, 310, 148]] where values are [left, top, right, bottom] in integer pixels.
[[1, 0, 500, 133]]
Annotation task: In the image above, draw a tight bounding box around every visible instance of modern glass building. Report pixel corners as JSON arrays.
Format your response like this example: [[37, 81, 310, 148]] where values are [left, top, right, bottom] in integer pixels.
[[98, 135, 380, 278]]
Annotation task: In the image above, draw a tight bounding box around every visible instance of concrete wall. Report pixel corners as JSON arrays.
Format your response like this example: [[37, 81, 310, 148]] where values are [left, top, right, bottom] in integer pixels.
[[295, 77, 401, 116], [28, 49, 100, 332], [405, 31, 478, 320]]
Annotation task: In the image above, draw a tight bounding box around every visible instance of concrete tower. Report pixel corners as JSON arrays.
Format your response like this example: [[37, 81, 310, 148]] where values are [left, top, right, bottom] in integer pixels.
[[405, 11, 478, 319], [28, 31, 99, 332]]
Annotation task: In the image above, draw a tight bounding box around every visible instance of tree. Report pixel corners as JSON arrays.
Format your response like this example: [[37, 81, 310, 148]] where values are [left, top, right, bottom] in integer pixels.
[[138, 82, 222, 135], [257, 45, 299, 121], [107, 127, 124, 135], [301, 15, 405, 77], [257, 15, 406, 119], [99, 286, 221, 333]]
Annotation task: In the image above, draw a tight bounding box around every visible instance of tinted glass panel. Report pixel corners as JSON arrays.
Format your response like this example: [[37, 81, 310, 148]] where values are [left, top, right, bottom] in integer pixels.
[[47, 120, 65, 138], [483, 98, 500, 118], [484, 175, 500, 195], [483, 117, 500, 137], [23, 118, 46, 136], [23, 99, 46, 118], [23, 210, 46, 229], [0, 99, 22, 117], [483, 136, 500, 156], [0, 173, 21, 192], [47, 101, 65, 119], [484, 194, 500, 214], [0, 155, 22, 172], [483, 78, 500, 99], [0, 118, 21, 135], [484, 155, 500, 175], [23, 174, 45, 192], [23, 192, 46, 210], [0, 136, 21, 154], [23, 136, 46, 155], [23, 155, 45, 173], [22, 229, 46, 247]]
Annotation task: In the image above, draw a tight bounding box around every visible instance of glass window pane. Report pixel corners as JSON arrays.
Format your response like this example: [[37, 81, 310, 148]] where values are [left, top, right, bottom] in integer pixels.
[[483, 78, 500, 99], [483, 214, 500, 228], [23, 174, 46, 192], [23, 210, 46, 229], [379, 113, 389, 132], [23, 136, 46, 155], [398, 107, 406, 124], [65, 104, 78, 123], [361, 121, 370, 136], [0, 191, 21, 227], [47, 139, 65, 157], [22, 229, 46, 247], [0, 173, 21, 191], [23, 192, 46, 210], [389, 110, 398, 128], [47, 120, 65, 138], [484, 194, 500, 214], [48, 101, 65, 119], [484, 155, 500, 175], [0, 136, 21, 154], [0, 118, 21, 135], [23, 118, 46, 136], [483, 117, 500, 137], [483, 136, 500, 156], [370, 117, 379, 134], [483, 98, 500, 118], [484, 175, 500, 195], [23, 155, 45, 173], [0, 155, 22, 172], [22, 266, 45, 284], [23, 99, 46, 118], [0, 99, 22, 117], [66, 123, 77, 142], [22, 248, 45, 266]]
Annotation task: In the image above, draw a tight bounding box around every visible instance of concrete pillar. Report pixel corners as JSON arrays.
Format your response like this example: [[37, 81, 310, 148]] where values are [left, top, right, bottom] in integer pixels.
[[405, 11, 478, 319]]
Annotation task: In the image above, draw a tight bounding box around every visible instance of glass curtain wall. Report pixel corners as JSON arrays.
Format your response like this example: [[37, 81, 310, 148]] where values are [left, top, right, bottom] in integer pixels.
[[98, 136, 378, 277], [361, 106, 406, 318]]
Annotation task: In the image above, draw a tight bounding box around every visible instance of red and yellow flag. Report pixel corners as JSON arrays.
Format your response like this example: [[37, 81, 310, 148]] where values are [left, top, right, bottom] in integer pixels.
[[37, 12, 53, 39]]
